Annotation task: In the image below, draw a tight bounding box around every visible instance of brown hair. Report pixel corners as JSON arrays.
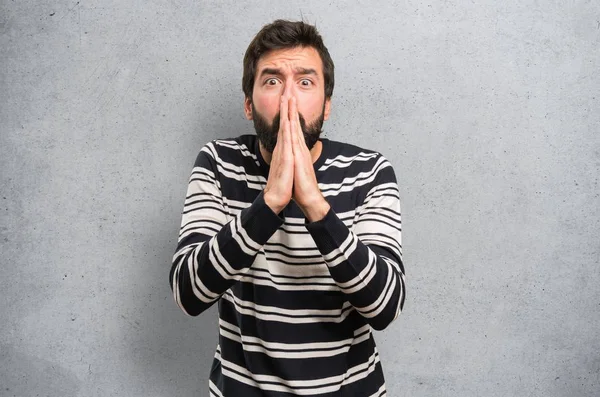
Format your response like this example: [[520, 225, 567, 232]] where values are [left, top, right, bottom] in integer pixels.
[[242, 20, 335, 102]]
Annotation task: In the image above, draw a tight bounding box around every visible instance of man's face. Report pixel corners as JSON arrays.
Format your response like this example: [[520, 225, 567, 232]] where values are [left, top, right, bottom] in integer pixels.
[[244, 46, 331, 153]]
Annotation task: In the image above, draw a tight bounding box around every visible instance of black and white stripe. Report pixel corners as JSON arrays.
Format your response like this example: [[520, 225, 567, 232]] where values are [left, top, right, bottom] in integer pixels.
[[170, 135, 404, 395]]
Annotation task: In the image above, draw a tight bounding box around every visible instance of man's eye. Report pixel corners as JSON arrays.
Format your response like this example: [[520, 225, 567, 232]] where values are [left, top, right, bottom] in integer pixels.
[[266, 78, 278, 85], [300, 79, 312, 86]]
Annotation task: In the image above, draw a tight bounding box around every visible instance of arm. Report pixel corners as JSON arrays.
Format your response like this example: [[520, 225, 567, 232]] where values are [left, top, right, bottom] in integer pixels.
[[305, 156, 405, 330], [285, 97, 405, 330], [169, 144, 284, 316]]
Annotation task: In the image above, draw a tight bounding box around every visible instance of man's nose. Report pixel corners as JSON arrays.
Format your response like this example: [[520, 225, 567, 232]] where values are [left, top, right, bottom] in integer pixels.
[[281, 79, 297, 99]]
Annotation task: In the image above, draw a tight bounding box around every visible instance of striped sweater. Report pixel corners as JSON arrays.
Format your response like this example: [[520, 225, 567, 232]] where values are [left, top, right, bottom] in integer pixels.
[[170, 134, 405, 396]]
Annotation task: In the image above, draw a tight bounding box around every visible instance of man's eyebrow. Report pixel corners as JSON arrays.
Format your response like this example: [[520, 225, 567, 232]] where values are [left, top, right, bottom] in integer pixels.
[[294, 67, 317, 75], [259, 68, 282, 77], [258, 67, 318, 77]]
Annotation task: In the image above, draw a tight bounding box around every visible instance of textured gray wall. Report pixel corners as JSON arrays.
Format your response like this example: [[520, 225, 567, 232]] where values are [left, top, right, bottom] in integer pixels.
[[1, 1, 599, 396]]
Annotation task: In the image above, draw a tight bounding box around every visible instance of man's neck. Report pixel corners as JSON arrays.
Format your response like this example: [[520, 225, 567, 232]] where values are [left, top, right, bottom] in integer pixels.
[[260, 140, 323, 165]]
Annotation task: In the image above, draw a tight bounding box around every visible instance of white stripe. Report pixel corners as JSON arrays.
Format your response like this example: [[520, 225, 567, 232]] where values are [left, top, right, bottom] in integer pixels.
[[215, 349, 380, 394], [218, 320, 371, 359], [215, 166, 266, 191], [337, 249, 378, 294], [250, 253, 331, 279], [357, 235, 402, 260], [190, 245, 220, 302], [340, 351, 380, 386], [363, 182, 400, 201], [208, 380, 224, 397], [215, 140, 259, 164], [259, 250, 321, 266], [246, 266, 334, 284], [319, 157, 389, 193], [186, 174, 223, 198], [393, 271, 406, 321], [356, 213, 401, 229], [222, 198, 251, 212], [172, 257, 185, 313], [355, 262, 397, 318], [221, 291, 353, 324], [189, 165, 217, 181], [182, 198, 224, 213], [354, 187, 400, 218], [173, 243, 197, 259], [204, 143, 266, 188], [230, 214, 262, 255], [179, 226, 220, 241], [208, 238, 245, 280], [279, 214, 354, 226], [381, 256, 402, 275], [241, 273, 337, 291], [324, 232, 357, 268], [318, 152, 379, 171]]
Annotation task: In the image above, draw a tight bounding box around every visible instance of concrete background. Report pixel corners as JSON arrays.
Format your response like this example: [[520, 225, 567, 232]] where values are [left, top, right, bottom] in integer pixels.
[[1, 1, 599, 396]]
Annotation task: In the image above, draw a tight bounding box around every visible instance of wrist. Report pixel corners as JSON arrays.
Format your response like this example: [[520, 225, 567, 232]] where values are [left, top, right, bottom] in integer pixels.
[[263, 190, 286, 214], [302, 195, 330, 223]]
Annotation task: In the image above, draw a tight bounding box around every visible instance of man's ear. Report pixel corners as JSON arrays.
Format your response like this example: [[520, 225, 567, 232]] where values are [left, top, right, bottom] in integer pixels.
[[244, 97, 253, 120], [323, 98, 331, 121]]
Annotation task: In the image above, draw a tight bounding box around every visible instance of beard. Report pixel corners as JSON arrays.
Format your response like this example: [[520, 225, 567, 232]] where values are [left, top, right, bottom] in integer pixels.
[[252, 103, 325, 153]]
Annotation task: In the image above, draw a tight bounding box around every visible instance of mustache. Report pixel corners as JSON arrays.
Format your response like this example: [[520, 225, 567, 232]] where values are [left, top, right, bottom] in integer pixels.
[[269, 111, 308, 132], [252, 104, 324, 153]]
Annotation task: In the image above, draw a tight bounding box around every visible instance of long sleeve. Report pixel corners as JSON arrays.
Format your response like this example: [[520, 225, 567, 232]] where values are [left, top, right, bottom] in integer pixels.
[[169, 143, 284, 316], [306, 155, 405, 330]]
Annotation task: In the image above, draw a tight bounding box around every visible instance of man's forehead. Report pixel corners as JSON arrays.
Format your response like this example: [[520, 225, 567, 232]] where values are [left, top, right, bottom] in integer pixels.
[[256, 47, 323, 75]]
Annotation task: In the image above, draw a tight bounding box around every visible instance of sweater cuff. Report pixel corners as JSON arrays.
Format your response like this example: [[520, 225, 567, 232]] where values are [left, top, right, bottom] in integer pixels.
[[240, 190, 285, 245], [305, 207, 348, 257]]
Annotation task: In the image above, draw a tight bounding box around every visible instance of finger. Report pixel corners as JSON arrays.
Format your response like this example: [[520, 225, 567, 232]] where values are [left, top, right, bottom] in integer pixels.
[[280, 95, 289, 126], [291, 97, 304, 148], [291, 97, 299, 142], [295, 101, 309, 151], [288, 96, 295, 122], [282, 102, 293, 154], [279, 96, 292, 152], [273, 127, 283, 158], [283, 123, 292, 156], [289, 97, 298, 148]]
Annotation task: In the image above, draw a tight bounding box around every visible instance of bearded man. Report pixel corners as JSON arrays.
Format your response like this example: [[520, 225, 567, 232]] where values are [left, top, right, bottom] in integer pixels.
[[170, 19, 406, 397]]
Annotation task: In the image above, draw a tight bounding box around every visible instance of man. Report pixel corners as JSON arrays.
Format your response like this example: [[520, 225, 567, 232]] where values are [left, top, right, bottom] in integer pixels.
[[170, 19, 405, 396]]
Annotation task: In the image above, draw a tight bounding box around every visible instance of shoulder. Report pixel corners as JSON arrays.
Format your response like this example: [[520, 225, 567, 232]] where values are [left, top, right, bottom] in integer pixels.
[[200, 135, 256, 158], [325, 138, 379, 156], [320, 138, 398, 189], [194, 135, 258, 166], [319, 138, 391, 172]]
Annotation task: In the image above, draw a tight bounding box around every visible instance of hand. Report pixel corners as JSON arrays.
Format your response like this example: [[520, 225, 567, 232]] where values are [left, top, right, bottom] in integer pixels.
[[263, 96, 294, 214], [289, 97, 330, 222]]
